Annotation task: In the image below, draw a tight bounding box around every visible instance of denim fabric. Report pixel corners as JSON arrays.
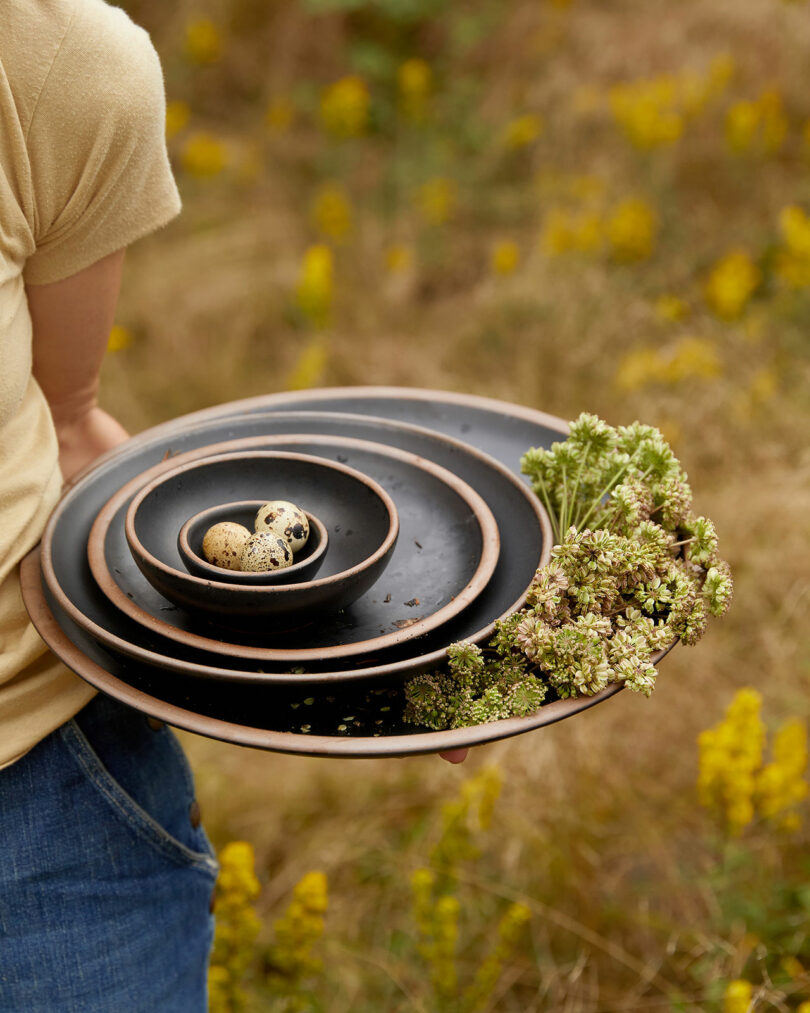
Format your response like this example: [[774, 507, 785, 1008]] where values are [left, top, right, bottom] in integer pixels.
[[0, 692, 218, 1012]]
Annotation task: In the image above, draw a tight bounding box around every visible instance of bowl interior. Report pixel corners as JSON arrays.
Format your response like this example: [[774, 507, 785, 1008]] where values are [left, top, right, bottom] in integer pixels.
[[130, 452, 395, 585], [179, 502, 327, 584]]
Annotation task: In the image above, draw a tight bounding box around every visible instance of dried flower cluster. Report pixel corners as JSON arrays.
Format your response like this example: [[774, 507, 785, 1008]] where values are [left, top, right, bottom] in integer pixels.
[[404, 414, 733, 731]]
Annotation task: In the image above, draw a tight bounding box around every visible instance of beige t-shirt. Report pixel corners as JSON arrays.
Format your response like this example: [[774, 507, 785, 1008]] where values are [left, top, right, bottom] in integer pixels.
[[0, 0, 181, 768]]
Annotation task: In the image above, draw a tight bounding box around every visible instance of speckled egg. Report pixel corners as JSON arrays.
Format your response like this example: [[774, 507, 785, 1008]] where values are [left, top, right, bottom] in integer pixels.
[[254, 500, 309, 553], [239, 531, 294, 572], [201, 521, 251, 570]]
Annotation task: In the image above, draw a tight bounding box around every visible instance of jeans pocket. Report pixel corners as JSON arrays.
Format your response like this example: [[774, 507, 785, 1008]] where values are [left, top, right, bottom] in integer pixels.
[[60, 715, 218, 876]]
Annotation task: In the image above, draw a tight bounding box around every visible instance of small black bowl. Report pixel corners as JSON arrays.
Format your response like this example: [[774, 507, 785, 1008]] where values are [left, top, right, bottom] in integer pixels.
[[178, 501, 328, 584]]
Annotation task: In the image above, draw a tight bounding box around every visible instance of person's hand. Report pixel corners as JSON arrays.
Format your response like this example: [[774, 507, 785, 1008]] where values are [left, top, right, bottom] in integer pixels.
[[438, 749, 469, 764], [53, 405, 130, 485]]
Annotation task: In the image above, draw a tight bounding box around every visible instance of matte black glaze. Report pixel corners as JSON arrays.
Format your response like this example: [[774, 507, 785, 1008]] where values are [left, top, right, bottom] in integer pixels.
[[123, 451, 396, 621]]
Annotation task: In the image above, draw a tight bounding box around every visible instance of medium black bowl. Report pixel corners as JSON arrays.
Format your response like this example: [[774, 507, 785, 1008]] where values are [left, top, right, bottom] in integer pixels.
[[122, 450, 398, 622]]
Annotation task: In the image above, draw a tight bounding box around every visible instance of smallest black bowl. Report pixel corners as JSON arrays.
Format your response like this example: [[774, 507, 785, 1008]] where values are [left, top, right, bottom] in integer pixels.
[[178, 502, 328, 585]]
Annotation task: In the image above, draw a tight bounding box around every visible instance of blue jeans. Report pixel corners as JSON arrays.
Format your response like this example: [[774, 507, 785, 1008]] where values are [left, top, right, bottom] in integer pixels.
[[0, 692, 218, 1012]]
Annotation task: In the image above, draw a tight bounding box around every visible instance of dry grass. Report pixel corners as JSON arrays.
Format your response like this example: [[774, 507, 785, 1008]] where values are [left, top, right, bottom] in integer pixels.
[[103, 0, 810, 1006]]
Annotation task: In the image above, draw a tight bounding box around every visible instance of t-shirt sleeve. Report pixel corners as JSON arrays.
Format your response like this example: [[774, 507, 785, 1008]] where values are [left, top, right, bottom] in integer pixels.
[[23, 0, 181, 285]]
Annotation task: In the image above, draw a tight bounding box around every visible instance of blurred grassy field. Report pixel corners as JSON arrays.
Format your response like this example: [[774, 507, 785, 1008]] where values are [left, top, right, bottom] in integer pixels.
[[108, 0, 809, 1008]]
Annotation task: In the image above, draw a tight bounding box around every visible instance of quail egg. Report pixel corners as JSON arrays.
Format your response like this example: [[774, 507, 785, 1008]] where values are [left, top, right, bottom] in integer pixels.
[[240, 531, 294, 572], [202, 521, 251, 570], [254, 500, 309, 552]]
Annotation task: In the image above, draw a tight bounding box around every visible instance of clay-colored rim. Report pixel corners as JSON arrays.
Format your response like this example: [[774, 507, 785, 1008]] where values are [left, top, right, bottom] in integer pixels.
[[83, 436, 502, 662], [40, 411, 549, 686], [23, 547, 678, 758], [178, 504, 328, 583], [125, 451, 394, 595]]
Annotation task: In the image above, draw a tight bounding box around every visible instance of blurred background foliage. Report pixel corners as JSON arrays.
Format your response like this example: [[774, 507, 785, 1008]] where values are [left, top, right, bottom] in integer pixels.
[[107, 0, 809, 1008]]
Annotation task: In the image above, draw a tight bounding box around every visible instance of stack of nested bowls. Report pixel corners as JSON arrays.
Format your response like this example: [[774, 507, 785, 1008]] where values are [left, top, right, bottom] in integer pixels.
[[21, 388, 628, 758]]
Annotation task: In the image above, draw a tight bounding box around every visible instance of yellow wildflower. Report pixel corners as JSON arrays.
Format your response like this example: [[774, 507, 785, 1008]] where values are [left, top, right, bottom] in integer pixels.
[[723, 979, 753, 1013], [285, 336, 328, 391], [431, 767, 503, 872], [309, 183, 353, 243], [780, 955, 804, 979], [611, 63, 728, 149], [704, 249, 760, 319], [491, 240, 520, 276], [184, 17, 222, 65], [776, 206, 810, 286], [463, 903, 531, 1011], [210, 841, 262, 1010], [775, 252, 810, 289], [398, 58, 432, 123], [661, 336, 721, 383], [466, 766, 502, 830], [698, 689, 765, 835], [417, 177, 457, 226], [615, 348, 661, 391], [265, 97, 295, 134], [320, 75, 370, 138], [726, 89, 788, 155], [165, 100, 190, 140], [569, 174, 606, 203], [431, 895, 460, 998], [411, 867, 435, 949], [609, 77, 684, 149], [780, 205, 810, 258], [607, 198, 658, 262], [218, 841, 260, 901], [294, 244, 334, 329], [755, 718, 808, 831], [207, 965, 230, 1013], [107, 325, 132, 352], [726, 101, 760, 154], [759, 88, 788, 154], [615, 337, 720, 391], [502, 114, 543, 150], [269, 870, 329, 978], [385, 244, 414, 274], [181, 132, 227, 178], [542, 208, 603, 256], [798, 1002, 810, 1013], [654, 294, 688, 322]]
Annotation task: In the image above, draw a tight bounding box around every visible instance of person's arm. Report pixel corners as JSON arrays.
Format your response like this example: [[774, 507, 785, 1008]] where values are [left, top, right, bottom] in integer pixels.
[[29, 249, 131, 484]]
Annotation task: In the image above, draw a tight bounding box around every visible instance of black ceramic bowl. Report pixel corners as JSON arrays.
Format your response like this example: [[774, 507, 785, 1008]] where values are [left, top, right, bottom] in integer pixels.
[[123, 450, 399, 622], [178, 501, 328, 585]]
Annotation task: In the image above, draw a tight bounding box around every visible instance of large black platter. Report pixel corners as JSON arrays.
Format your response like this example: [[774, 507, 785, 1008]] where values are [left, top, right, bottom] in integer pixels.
[[22, 547, 656, 758], [41, 411, 549, 684]]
